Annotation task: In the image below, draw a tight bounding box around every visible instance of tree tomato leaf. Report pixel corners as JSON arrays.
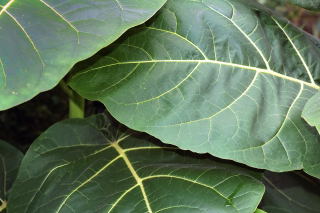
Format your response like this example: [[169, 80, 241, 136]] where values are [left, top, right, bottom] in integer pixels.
[[302, 92, 320, 134], [260, 171, 320, 213], [70, 0, 320, 178], [8, 114, 265, 213], [0, 140, 23, 212], [0, 0, 167, 110]]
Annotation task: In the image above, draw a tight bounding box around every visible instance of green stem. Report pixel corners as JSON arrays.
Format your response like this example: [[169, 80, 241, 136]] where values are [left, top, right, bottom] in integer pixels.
[[255, 208, 267, 213], [59, 80, 85, 119], [0, 199, 7, 212], [69, 92, 85, 118]]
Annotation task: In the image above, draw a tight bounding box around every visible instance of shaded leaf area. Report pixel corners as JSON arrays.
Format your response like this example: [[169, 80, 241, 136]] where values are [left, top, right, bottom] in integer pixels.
[[302, 92, 320, 133], [0, 0, 167, 110], [8, 114, 265, 213], [69, 0, 320, 177], [0, 140, 23, 212], [260, 171, 320, 213]]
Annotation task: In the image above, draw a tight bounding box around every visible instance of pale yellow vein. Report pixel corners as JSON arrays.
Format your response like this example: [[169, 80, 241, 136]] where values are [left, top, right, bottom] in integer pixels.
[[55, 156, 121, 213], [39, 0, 80, 44], [272, 17, 316, 85], [112, 143, 153, 213], [0, 0, 15, 15]]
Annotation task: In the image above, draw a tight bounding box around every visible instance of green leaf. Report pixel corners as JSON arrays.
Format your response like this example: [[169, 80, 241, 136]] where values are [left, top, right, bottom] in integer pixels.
[[69, 0, 320, 178], [8, 114, 265, 213], [280, 0, 320, 10], [0, 140, 23, 212], [0, 0, 167, 110], [302, 92, 320, 133], [260, 171, 320, 213]]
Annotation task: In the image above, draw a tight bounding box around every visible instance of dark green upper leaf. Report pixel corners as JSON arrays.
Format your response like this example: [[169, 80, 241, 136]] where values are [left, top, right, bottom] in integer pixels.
[[260, 171, 320, 213], [0, 140, 23, 212], [69, 0, 320, 178], [0, 0, 167, 110], [8, 114, 265, 213], [302, 92, 320, 133]]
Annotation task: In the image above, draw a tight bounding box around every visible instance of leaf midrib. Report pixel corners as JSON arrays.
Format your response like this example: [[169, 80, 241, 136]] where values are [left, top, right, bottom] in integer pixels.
[[75, 59, 319, 100]]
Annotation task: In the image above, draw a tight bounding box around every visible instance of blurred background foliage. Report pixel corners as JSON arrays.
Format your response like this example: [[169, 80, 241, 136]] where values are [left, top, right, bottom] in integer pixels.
[[259, 0, 320, 37], [0, 0, 319, 150]]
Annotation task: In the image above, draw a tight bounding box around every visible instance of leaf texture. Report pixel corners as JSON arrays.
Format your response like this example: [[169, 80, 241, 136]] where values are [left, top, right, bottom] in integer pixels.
[[0, 140, 23, 211], [69, 0, 320, 178], [0, 0, 167, 110], [7, 114, 265, 213], [302, 92, 320, 133], [260, 171, 320, 213]]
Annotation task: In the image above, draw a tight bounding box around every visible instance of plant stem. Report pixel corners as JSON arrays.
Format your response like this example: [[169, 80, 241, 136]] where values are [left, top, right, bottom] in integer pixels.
[[59, 80, 85, 119], [255, 209, 267, 213], [69, 92, 85, 119], [0, 199, 7, 212]]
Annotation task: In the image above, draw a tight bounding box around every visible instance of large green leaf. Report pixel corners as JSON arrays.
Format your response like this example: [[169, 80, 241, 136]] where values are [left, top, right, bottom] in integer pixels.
[[302, 92, 320, 133], [260, 171, 320, 213], [0, 140, 23, 212], [0, 0, 167, 110], [69, 0, 320, 178], [8, 114, 265, 213]]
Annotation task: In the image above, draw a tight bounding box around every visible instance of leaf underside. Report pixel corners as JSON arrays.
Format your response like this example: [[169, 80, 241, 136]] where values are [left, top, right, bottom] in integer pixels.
[[70, 0, 320, 178], [8, 114, 265, 213], [260, 171, 320, 213], [0, 140, 23, 211], [0, 0, 167, 110]]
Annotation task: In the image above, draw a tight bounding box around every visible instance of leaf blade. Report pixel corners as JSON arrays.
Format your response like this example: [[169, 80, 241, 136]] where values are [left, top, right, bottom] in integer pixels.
[[0, 0, 167, 110], [0, 140, 23, 211], [8, 114, 265, 213], [69, 0, 320, 178], [260, 171, 320, 213], [302, 92, 320, 134]]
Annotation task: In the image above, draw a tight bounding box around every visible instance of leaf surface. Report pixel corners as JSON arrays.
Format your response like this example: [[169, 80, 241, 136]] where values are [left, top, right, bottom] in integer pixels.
[[8, 114, 265, 213], [302, 92, 320, 133], [0, 0, 167, 110], [70, 0, 320, 178], [260, 171, 320, 213], [0, 140, 23, 212]]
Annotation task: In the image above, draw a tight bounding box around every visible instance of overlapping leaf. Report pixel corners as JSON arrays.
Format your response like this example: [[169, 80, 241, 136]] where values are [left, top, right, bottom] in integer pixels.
[[69, 0, 320, 178], [8, 114, 265, 213], [302, 92, 320, 133], [260, 171, 320, 213], [0, 140, 23, 212], [0, 0, 167, 110], [280, 0, 320, 10]]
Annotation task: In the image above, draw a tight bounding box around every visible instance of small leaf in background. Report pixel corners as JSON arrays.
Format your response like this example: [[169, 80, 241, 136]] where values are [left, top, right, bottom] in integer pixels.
[[8, 114, 265, 213], [260, 171, 320, 213], [0, 140, 23, 212], [302, 92, 320, 133], [69, 0, 320, 178], [0, 0, 167, 110], [280, 0, 320, 10]]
